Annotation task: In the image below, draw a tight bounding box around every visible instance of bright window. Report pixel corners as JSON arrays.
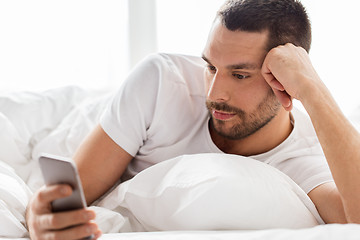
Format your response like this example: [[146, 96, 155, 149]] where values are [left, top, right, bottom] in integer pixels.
[[0, 0, 128, 92]]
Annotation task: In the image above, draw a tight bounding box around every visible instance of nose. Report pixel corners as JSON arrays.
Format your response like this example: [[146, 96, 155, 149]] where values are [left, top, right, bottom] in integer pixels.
[[207, 72, 231, 102]]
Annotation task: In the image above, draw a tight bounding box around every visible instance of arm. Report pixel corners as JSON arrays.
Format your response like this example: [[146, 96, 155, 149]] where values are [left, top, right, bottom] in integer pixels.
[[300, 75, 360, 223], [26, 124, 133, 239], [26, 53, 162, 238], [262, 43, 360, 223], [74, 124, 133, 204]]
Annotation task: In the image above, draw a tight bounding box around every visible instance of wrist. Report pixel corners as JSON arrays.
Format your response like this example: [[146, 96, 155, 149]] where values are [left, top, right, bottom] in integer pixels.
[[296, 76, 326, 105], [299, 79, 337, 117]]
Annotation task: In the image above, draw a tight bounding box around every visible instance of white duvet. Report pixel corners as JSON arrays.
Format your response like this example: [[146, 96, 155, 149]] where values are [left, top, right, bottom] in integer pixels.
[[1, 86, 360, 239], [0, 86, 109, 237]]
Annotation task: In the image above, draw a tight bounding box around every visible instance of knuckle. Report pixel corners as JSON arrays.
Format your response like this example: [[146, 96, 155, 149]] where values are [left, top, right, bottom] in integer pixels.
[[29, 228, 46, 240], [32, 213, 44, 228], [28, 201, 37, 214], [36, 190, 47, 204], [269, 46, 283, 58], [299, 46, 307, 54], [40, 214, 56, 228], [49, 215, 60, 227], [32, 217, 41, 230], [269, 46, 280, 54], [47, 232, 60, 240]]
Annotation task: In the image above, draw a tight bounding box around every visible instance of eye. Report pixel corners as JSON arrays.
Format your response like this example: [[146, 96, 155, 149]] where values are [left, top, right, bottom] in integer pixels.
[[233, 73, 249, 80], [207, 65, 216, 73]]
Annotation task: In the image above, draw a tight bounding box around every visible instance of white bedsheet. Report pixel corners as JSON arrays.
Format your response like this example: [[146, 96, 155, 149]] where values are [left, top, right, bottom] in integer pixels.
[[2, 224, 360, 240], [1, 86, 360, 239], [99, 224, 360, 240]]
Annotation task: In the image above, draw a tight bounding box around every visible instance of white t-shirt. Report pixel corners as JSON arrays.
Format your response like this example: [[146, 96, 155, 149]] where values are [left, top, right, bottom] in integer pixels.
[[100, 53, 333, 194]]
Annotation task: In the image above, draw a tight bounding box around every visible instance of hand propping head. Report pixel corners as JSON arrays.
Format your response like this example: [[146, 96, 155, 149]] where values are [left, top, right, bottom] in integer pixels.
[[261, 43, 322, 111]]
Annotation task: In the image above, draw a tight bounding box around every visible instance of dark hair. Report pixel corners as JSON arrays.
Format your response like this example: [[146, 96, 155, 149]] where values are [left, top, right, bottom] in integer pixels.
[[217, 0, 311, 52]]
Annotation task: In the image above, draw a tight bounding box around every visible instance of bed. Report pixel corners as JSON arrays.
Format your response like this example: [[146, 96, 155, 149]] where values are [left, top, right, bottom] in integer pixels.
[[1, 86, 360, 239]]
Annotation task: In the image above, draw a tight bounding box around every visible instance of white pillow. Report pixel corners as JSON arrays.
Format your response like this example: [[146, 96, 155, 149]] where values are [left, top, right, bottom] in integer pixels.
[[0, 86, 88, 143], [99, 153, 323, 231]]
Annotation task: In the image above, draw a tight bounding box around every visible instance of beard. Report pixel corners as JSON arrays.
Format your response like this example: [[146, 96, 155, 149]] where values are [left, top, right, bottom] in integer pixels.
[[206, 89, 282, 140]]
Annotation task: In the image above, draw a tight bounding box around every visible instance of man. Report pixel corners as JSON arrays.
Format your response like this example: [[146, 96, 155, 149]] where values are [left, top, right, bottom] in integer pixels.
[[26, 0, 360, 239]]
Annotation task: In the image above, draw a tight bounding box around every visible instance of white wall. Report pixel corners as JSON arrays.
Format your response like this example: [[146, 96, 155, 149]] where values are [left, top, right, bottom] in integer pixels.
[[302, 0, 360, 115], [0, 0, 128, 92], [156, 0, 223, 56]]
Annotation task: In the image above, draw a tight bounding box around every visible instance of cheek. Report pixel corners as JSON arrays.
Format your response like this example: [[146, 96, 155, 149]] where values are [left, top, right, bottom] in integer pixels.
[[233, 89, 257, 108], [233, 79, 272, 108]]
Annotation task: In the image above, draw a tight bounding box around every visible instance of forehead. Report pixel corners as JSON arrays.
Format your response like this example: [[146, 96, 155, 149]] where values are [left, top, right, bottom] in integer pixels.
[[203, 20, 269, 69]]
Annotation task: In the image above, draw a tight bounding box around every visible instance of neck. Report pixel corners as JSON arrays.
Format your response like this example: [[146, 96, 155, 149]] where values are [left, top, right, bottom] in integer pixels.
[[210, 108, 293, 156]]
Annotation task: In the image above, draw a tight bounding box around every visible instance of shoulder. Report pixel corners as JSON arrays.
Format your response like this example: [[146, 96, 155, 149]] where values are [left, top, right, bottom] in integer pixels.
[[137, 53, 206, 97], [126, 53, 205, 93], [139, 53, 205, 74]]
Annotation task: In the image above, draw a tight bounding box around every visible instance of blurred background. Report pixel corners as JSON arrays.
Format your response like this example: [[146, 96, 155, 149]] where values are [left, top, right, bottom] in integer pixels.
[[0, 0, 359, 115]]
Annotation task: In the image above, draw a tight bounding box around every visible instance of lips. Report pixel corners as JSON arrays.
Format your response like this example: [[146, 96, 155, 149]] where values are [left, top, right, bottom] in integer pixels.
[[212, 110, 236, 121]]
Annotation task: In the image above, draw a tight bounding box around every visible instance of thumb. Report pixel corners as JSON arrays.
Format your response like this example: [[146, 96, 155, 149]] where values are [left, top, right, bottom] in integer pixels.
[[262, 63, 292, 111]]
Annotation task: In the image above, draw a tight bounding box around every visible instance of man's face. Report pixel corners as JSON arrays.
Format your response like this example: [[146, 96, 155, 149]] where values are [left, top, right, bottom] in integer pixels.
[[202, 20, 281, 140]]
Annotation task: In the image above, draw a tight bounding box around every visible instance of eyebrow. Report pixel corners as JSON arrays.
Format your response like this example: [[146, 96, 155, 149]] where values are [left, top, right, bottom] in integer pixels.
[[202, 54, 259, 70]]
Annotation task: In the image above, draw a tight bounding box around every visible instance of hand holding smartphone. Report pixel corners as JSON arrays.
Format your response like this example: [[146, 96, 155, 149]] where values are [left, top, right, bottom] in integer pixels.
[[39, 153, 94, 239]]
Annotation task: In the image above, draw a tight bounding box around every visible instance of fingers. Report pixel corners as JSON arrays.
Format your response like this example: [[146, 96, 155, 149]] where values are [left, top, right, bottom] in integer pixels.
[[261, 64, 286, 92], [32, 184, 72, 214], [41, 221, 101, 240], [262, 66, 293, 111], [268, 79, 285, 91], [27, 185, 102, 240], [37, 209, 96, 230], [261, 63, 275, 86], [29, 209, 100, 240]]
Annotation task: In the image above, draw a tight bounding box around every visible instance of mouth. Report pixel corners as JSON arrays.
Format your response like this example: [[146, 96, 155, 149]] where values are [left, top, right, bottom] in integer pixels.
[[211, 110, 237, 121]]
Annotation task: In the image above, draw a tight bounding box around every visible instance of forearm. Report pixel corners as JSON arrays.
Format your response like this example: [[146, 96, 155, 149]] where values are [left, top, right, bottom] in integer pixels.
[[301, 83, 360, 222], [74, 124, 133, 205]]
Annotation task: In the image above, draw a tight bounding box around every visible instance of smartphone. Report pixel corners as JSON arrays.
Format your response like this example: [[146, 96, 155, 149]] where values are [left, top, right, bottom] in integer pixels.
[[39, 153, 88, 212]]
